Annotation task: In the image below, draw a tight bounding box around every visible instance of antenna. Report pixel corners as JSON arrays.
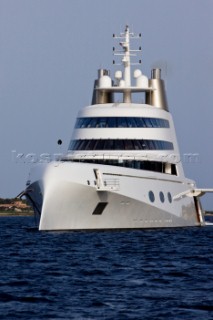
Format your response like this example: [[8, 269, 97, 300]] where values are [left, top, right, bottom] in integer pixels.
[[113, 25, 142, 87]]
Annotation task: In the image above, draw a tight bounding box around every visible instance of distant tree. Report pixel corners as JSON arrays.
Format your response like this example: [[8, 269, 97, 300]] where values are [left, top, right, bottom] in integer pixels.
[[0, 198, 14, 204]]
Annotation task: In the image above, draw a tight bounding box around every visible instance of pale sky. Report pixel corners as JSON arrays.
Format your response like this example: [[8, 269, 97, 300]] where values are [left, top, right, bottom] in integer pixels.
[[1, 0, 213, 209]]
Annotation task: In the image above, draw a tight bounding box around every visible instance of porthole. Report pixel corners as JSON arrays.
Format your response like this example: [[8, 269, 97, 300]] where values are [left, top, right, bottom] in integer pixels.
[[167, 192, 172, 203], [159, 191, 165, 203], [149, 191, 155, 203]]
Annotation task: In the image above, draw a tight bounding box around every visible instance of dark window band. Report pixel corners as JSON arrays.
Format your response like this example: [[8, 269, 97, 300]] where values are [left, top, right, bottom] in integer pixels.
[[75, 117, 169, 128], [68, 159, 177, 176], [69, 139, 174, 151]]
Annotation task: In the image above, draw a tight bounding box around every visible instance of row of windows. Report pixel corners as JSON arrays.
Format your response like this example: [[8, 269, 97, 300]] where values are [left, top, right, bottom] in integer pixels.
[[69, 159, 177, 176], [69, 139, 174, 151], [149, 191, 173, 203], [75, 117, 170, 129]]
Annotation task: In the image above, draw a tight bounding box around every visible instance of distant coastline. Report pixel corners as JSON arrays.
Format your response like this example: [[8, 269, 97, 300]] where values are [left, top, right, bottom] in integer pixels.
[[0, 198, 33, 216], [0, 197, 212, 218]]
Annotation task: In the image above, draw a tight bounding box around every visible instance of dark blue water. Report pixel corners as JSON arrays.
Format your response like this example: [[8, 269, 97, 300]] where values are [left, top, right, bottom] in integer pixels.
[[0, 216, 212, 319]]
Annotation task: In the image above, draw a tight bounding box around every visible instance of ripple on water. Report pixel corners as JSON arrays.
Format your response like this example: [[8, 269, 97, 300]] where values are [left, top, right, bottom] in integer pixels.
[[0, 217, 212, 319]]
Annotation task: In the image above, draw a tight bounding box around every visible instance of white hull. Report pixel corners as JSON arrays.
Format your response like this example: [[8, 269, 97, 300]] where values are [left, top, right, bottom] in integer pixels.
[[27, 162, 202, 230], [24, 26, 209, 231]]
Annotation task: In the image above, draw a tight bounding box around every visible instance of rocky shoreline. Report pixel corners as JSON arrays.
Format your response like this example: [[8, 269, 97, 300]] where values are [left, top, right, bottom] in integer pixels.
[[0, 198, 33, 216]]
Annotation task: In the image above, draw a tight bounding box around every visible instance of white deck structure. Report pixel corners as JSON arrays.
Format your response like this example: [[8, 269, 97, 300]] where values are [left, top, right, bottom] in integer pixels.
[[23, 26, 212, 230]]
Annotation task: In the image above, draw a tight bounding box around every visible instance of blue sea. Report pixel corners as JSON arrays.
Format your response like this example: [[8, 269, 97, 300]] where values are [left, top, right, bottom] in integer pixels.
[[0, 216, 212, 320]]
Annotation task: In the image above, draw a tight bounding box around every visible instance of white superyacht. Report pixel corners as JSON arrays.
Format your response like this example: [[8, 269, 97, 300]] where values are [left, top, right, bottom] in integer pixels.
[[24, 26, 212, 230]]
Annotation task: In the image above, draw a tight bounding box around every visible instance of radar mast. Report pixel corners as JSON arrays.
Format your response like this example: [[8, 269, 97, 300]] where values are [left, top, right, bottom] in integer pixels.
[[113, 25, 142, 102]]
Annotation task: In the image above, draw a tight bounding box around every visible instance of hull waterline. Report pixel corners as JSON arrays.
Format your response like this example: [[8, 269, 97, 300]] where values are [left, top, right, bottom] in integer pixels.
[[26, 162, 203, 231], [23, 26, 210, 231]]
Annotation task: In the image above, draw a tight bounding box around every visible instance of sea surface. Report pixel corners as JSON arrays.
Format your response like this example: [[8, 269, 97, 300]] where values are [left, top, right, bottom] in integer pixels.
[[0, 216, 212, 320]]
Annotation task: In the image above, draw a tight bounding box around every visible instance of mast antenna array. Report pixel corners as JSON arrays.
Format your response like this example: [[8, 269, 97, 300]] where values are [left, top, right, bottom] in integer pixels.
[[113, 25, 142, 86]]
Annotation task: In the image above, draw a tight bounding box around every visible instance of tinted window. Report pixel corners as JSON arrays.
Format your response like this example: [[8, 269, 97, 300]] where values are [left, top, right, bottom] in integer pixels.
[[97, 118, 107, 128], [141, 140, 148, 150], [96, 140, 104, 149], [68, 139, 173, 151], [75, 117, 169, 128], [127, 118, 135, 127], [82, 118, 90, 128], [68, 158, 177, 176], [149, 191, 155, 202], [145, 118, 153, 128], [135, 118, 143, 127], [125, 140, 134, 150], [89, 118, 98, 127], [159, 192, 165, 203], [133, 140, 141, 150], [114, 140, 124, 150], [168, 192, 172, 203], [103, 140, 114, 150], [150, 118, 157, 127], [117, 118, 127, 127], [87, 140, 96, 150], [107, 117, 117, 127]]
